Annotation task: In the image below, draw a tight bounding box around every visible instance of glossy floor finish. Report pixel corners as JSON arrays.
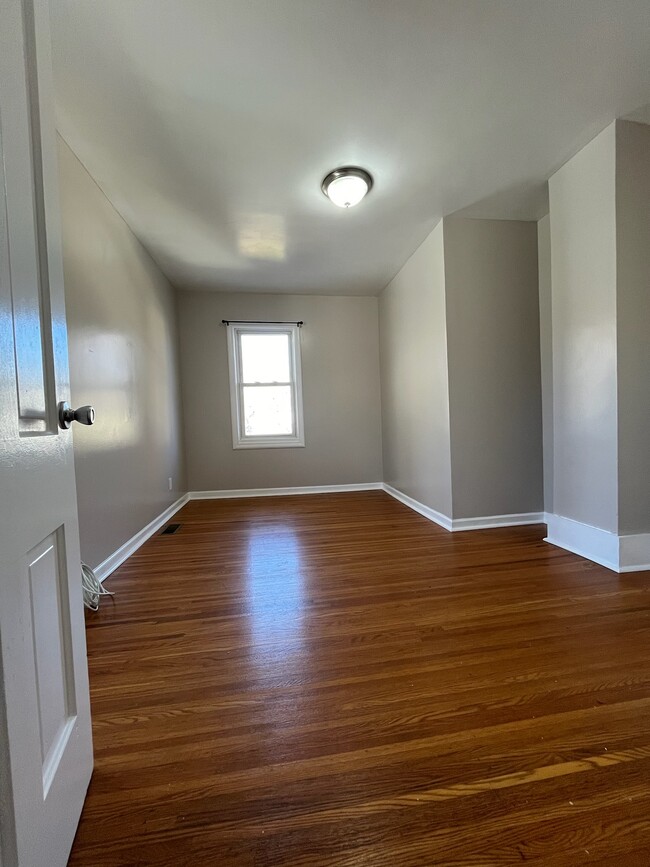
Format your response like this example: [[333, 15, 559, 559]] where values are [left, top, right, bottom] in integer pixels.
[[69, 492, 650, 866]]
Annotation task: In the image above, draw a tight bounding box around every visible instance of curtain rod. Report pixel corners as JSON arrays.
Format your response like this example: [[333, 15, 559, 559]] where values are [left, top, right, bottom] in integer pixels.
[[221, 319, 303, 327]]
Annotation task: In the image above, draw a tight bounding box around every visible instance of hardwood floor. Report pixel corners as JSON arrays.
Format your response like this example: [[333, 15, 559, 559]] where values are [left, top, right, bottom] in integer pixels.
[[69, 492, 650, 866]]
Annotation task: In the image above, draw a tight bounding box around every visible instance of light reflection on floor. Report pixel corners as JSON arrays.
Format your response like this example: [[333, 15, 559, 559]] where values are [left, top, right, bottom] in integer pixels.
[[245, 523, 305, 662]]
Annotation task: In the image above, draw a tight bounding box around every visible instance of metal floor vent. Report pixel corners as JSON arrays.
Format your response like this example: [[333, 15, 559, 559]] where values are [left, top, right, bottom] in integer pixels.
[[160, 523, 181, 535]]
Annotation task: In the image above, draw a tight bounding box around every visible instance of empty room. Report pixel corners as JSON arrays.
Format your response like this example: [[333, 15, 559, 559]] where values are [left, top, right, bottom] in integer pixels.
[[2, 1, 650, 865]]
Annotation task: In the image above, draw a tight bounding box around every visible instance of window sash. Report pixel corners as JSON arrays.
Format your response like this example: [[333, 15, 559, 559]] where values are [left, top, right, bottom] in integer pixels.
[[239, 380, 292, 387], [238, 383, 296, 438]]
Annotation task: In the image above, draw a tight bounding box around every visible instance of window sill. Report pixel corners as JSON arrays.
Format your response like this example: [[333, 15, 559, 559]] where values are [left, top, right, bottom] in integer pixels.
[[233, 438, 306, 450]]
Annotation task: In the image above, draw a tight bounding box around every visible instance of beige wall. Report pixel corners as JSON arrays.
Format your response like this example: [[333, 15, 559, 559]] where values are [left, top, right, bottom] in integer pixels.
[[58, 137, 186, 569], [379, 221, 453, 516], [444, 218, 543, 519], [548, 123, 619, 532], [379, 217, 542, 521], [177, 291, 382, 491], [616, 120, 650, 535], [537, 213, 553, 513]]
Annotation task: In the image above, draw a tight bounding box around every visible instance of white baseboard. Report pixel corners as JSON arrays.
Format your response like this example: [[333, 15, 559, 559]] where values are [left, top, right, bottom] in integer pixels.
[[451, 512, 546, 531], [381, 484, 544, 533], [544, 514, 650, 573], [381, 484, 453, 531], [189, 483, 383, 500], [94, 493, 190, 582], [544, 513, 619, 571], [91, 488, 650, 582]]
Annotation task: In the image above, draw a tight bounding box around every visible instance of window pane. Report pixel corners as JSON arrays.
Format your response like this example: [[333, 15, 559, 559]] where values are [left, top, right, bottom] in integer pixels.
[[240, 333, 291, 383], [243, 385, 293, 436]]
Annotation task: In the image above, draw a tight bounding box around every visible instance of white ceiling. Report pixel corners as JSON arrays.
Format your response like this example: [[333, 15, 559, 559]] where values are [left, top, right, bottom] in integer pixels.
[[50, 0, 650, 296]]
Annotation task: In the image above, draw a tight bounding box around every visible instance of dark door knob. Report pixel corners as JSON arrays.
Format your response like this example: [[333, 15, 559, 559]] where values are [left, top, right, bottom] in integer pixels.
[[58, 401, 96, 429]]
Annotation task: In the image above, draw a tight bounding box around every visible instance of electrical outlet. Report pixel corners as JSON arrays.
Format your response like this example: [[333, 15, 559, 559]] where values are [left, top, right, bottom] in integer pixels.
[[168, 477, 173, 491]]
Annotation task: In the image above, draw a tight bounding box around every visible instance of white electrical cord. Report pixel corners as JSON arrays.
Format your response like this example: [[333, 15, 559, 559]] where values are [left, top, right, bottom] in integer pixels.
[[81, 562, 114, 611]]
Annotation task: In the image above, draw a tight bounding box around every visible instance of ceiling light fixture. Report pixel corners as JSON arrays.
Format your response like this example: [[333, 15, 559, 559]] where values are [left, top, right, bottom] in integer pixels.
[[321, 166, 373, 208]]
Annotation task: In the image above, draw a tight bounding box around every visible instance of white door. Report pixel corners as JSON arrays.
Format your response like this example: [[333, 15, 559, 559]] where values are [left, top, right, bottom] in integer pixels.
[[0, 1, 93, 865]]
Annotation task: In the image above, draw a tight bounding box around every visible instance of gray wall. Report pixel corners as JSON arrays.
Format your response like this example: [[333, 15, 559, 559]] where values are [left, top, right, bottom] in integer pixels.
[[538, 213, 553, 514], [58, 137, 186, 569], [177, 291, 383, 491], [548, 123, 619, 532], [616, 120, 650, 535], [379, 221, 453, 517], [444, 218, 543, 519]]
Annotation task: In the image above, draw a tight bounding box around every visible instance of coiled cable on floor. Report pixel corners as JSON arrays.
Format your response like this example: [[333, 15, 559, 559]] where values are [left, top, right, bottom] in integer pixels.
[[81, 562, 114, 611]]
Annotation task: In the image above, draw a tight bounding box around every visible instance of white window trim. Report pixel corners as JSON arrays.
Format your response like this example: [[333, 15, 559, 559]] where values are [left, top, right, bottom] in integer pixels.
[[226, 323, 305, 449]]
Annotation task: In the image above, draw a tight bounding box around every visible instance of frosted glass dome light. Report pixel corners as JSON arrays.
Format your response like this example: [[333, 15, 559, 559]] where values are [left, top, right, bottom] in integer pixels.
[[322, 167, 373, 208]]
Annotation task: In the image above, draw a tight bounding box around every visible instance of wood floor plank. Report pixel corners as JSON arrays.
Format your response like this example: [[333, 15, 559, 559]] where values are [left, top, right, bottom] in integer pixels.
[[68, 492, 650, 865]]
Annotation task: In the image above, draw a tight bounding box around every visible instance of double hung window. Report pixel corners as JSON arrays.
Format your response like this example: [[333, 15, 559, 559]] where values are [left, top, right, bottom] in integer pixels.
[[226, 323, 304, 449]]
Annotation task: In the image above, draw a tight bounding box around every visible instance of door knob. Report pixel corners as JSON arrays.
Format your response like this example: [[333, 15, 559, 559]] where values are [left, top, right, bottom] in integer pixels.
[[58, 401, 96, 429]]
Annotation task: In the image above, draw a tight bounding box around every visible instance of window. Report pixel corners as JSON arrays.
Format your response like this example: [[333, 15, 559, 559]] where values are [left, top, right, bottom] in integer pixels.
[[226, 323, 304, 449]]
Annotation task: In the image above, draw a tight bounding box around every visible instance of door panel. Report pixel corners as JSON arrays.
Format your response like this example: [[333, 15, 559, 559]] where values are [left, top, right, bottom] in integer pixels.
[[0, 1, 94, 865], [26, 529, 77, 796]]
